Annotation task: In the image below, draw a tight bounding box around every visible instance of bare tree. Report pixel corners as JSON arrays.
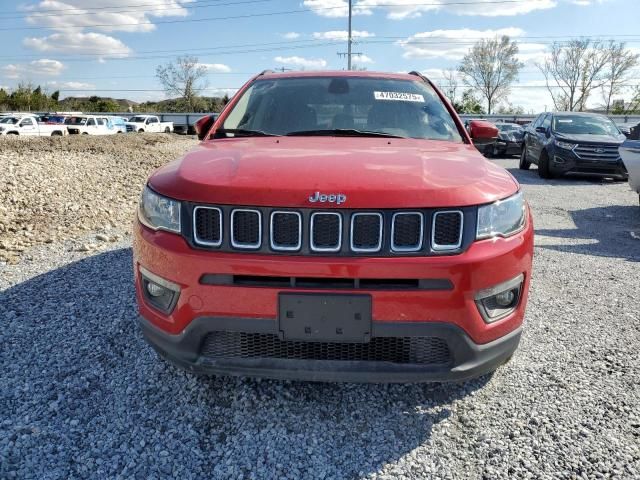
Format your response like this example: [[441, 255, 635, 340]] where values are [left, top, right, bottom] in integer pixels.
[[538, 39, 611, 112], [601, 41, 639, 113], [458, 36, 523, 115], [156, 56, 208, 111], [439, 68, 459, 104]]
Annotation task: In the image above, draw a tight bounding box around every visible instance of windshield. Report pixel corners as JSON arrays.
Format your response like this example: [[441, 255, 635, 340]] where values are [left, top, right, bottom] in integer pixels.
[[497, 124, 521, 132], [130, 116, 147, 123], [0, 117, 19, 124], [65, 117, 87, 125], [553, 115, 621, 136], [221, 76, 463, 141]]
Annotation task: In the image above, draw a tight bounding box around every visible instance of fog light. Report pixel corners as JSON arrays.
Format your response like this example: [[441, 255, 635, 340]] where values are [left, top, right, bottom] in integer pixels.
[[475, 274, 524, 323], [146, 281, 166, 297], [139, 266, 180, 314]]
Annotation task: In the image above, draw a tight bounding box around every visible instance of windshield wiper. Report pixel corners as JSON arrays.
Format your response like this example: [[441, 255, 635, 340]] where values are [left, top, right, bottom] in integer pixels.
[[285, 128, 405, 138], [216, 128, 280, 137]]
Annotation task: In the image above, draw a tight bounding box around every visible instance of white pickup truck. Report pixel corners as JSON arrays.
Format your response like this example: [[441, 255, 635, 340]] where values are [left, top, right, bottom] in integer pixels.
[[65, 115, 117, 135], [0, 114, 67, 136], [125, 115, 173, 133]]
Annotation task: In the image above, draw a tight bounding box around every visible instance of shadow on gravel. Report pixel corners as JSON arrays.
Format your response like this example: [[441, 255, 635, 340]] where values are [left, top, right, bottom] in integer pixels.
[[536, 205, 640, 261], [506, 166, 625, 187], [1, 248, 491, 479]]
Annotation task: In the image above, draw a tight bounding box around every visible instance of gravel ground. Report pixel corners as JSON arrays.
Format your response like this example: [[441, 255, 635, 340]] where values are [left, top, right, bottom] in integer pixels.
[[1, 145, 639, 479], [0, 134, 197, 264]]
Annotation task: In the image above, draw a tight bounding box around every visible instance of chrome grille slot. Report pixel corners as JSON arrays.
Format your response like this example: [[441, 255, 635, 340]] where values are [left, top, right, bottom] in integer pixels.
[[193, 206, 222, 247], [310, 212, 342, 252], [432, 211, 463, 251], [391, 212, 423, 252], [231, 209, 261, 249], [270, 211, 302, 251], [350, 213, 383, 252]]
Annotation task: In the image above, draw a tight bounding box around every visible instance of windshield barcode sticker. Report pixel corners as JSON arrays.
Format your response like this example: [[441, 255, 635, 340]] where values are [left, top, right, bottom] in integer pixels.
[[374, 91, 424, 102]]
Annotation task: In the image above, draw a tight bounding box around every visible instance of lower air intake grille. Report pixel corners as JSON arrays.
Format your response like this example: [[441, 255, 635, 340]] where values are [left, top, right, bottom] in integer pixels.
[[201, 332, 452, 365], [432, 211, 463, 249]]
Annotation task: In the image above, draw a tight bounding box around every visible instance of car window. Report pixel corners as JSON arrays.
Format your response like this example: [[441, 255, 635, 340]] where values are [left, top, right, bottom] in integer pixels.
[[97, 118, 105, 126], [222, 76, 463, 142], [21, 118, 33, 126], [541, 115, 551, 129], [87, 118, 96, 126], [532, 114, 545, 129], [552, 115, 621, 136], [1, 117, 19, 124]]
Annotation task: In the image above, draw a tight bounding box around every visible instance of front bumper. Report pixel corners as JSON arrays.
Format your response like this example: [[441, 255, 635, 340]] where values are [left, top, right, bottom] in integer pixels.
[[139, 314, 522, 383], [133, 213, 533, 382], [550, 147, 628, 179], [495, 140, 522, 156]]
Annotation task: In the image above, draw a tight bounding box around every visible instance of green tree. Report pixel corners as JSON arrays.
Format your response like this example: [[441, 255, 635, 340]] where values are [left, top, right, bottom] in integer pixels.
[[458, 36, 523, 114]]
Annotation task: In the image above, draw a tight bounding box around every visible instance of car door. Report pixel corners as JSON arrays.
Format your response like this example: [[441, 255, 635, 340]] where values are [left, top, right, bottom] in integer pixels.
[[86, 118, 98, 134], [19, 117, 37, 136], [148, 117, 159, 132], [523, 115, 540, 160], [530, 114, 549, 162]]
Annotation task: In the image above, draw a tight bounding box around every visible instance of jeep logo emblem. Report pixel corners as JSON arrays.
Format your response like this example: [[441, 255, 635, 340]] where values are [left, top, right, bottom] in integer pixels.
[[308, 191, 347, 205]]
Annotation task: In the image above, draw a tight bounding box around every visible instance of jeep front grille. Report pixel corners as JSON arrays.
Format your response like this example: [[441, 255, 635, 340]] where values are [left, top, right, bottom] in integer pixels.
[[201, 331, 452, 365], [189, 205, 469, 256]]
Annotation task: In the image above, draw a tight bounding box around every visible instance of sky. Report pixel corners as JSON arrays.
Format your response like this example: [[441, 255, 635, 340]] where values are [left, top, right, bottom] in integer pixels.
[[0, 0, 638, 111]]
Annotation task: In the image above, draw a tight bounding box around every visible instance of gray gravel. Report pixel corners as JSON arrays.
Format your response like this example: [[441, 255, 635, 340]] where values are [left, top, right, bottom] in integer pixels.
[[1, 157, 640, 479]]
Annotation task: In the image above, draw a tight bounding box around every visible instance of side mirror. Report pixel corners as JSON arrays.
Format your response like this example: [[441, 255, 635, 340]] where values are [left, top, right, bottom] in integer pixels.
[[468, 120, 498, 142], [195, 114, 217, 141], [535, 126, 547, 134]]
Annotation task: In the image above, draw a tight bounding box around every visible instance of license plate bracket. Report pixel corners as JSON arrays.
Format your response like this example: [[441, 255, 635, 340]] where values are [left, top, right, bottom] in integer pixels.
[[278, 293, 372, 343]]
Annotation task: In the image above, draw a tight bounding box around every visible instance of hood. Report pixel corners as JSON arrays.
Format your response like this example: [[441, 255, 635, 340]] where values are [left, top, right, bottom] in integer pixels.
[[149, 137, 519, 209], [554, 132, 626, 144]]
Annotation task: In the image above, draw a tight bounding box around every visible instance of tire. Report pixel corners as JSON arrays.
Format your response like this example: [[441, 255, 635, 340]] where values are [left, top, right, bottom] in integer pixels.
[[138, 129, 144, 133], [7, 132, 18, 135], [519, 146, 531, 170], [51, 131, 63, 136], [538, 150, 553, 179], [164, 127, 170, 133], [82, 132, 88, 135]]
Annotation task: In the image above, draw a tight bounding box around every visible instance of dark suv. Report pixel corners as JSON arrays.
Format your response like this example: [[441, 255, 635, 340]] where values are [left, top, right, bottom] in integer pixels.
[[520, 112, 627, 179]]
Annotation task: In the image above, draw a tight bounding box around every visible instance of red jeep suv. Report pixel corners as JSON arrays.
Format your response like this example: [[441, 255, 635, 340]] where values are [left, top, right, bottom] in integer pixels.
[[133, 70, 533, 382]]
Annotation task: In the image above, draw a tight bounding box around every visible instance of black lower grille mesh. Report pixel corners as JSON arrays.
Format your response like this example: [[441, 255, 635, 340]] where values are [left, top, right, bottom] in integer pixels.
[[232, 210, 260, 246], [194, 208, 221, 244], [433, 212, 462, 246], [312, 214, 340, 249], [201, 332, 452, 365], [393, 214, 422, 249]]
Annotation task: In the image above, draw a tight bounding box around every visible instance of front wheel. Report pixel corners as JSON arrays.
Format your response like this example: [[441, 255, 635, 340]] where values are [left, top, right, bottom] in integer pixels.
[[164, 127, 170, 133], [519, 146, 531, 170], [538, 151, 553, 179], [138, 129, 144, 133]]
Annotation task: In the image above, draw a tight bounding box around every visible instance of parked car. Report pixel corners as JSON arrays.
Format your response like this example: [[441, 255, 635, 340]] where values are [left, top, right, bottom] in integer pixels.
[[618, 122, 640, 140], [465, 119, 499, 156], [133, 70, 533, 383], [0, 114, 67, 136], [125, 115, 173, 133], [65, 115, 116, 135], [491, 123, 525, 157], [619, 140, 640, 204], [520, 112, 628, 179], [108, 116, 128, 133]]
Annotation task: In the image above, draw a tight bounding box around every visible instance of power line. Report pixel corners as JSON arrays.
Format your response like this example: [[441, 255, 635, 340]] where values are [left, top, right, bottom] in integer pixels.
[[0, 0, 560, 32]]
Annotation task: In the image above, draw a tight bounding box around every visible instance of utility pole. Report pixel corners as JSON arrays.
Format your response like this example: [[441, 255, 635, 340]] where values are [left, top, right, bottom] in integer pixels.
[[337, 0, 362, 70], [347, 0, 352, 71]]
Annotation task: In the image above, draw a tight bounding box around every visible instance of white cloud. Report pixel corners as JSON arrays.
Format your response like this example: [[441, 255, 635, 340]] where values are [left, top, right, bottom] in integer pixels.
[[312, 30, 375, 41], [305, 0, 556, 18], [197, 63, 232, 73], [46, 80, 96, 89], [399, 28, 526, 60], [2, 59, 65, 79], [23, 0, 194, 33], [274, 56, 327, 69], [353, 54, 374, 64], [24, 32, 131, 58], [282, 32, 300, 39]]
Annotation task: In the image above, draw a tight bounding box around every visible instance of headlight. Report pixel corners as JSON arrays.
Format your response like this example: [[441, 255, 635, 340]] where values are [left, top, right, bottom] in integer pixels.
[[138, 185, 181, 233], [476, 192, 526, 240], [554, 139, 577, 150]]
